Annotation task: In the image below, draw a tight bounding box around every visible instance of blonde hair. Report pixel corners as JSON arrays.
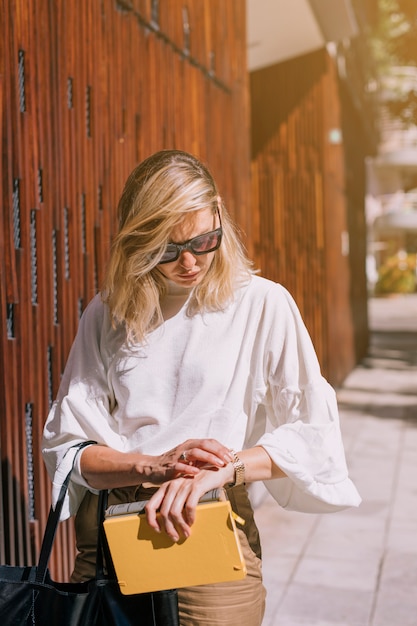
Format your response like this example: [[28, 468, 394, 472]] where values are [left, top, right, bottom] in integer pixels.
[[102, 150, 253, 342]]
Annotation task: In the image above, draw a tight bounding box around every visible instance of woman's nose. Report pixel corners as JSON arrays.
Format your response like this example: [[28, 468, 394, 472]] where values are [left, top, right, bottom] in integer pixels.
[[179, 250, 196, 268]]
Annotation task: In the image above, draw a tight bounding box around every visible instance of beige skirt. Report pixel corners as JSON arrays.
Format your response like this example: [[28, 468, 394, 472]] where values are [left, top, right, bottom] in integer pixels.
[[72, 485, 266, 626]]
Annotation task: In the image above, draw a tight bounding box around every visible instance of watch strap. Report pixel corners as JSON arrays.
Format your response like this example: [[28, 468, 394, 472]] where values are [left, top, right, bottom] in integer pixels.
[[229, 450, 245, 487]]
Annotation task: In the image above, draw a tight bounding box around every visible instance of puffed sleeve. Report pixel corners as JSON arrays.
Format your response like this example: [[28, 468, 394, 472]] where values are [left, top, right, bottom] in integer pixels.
[[255, 284, 361, 513], [42, 295, 123, 519]]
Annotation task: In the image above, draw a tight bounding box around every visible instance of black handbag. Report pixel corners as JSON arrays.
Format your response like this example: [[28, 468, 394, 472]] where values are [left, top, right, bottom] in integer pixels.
[[0, 443, 179, 625]]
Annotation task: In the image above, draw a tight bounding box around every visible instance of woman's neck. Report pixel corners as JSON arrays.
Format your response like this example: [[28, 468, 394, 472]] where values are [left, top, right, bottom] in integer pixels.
[[159, 280, 191, 320], [165, 280, 191, 296]]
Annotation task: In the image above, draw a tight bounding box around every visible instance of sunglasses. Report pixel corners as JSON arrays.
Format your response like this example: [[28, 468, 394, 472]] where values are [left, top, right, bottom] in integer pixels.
[[158, 211, 223, 264]]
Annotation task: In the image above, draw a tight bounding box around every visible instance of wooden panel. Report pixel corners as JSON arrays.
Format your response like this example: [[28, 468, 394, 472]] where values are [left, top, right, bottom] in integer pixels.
[[250, 49, 361, 383], [338, 76, 370, 364], [0, 0, 249, 579], [320, 54, 356, 384]]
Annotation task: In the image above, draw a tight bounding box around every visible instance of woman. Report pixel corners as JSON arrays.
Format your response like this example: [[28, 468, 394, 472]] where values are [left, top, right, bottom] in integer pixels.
[[42, 149, 361, 625]]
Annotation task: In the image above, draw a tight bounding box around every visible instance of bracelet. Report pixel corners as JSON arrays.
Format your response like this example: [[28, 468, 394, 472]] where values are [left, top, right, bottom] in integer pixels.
[[228, 450, 245, 487]]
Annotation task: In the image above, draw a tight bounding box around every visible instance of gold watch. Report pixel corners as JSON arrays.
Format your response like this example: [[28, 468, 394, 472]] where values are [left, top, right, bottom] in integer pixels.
[[228, 450, 245, 487]]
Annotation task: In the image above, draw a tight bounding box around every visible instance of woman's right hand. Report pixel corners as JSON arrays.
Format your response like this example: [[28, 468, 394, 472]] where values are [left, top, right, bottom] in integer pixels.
[[80, 438, 233, 490], [147, 438, 234, 483]]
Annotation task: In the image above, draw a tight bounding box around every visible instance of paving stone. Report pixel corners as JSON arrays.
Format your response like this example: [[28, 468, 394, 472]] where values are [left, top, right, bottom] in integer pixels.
[[257, 295, 417, 625]]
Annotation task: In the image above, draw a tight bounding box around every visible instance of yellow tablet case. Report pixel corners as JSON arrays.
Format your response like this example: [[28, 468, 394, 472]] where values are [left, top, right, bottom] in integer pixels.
[[103, 499, 247, 594]]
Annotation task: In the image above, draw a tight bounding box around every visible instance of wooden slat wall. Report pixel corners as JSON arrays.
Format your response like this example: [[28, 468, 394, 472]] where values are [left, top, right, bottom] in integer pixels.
[[320, 53, 356, 385], [250, 49, 363, 385], [338, 75, 370, 366], [0, 0, 249, 579]]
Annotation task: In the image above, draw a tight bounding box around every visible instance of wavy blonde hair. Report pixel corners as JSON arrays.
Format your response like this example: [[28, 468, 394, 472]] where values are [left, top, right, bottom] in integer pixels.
[[102, 150, 253, 342]]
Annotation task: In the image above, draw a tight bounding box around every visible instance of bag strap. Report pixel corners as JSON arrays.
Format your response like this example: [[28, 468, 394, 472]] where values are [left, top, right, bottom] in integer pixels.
[[36, 440, 97, 583], [95, 489, 108, 579], [95, 489, 121, 582]]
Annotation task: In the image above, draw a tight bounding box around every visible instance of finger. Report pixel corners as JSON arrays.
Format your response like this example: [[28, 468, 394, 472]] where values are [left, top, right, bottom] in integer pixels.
[[182, 449, 227, 469], [183, 439, 233, 467], [145, 479, 192, 541], [159, 510, 189, 542], [181, 491, 200, 526], [189, 438, 233, 460], [156, 482, 192, 541], [161, 478, 206, 529], [172, 460, 199, 478], [145, 485, 168, 532]]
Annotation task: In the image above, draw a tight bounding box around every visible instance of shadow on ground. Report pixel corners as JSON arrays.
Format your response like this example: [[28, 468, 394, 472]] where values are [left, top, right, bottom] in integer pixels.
[[337, 325, 417, 423]]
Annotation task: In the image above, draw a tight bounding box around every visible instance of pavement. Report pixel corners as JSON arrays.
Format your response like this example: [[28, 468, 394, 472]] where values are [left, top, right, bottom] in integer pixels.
[[255, 294, 417, 626]]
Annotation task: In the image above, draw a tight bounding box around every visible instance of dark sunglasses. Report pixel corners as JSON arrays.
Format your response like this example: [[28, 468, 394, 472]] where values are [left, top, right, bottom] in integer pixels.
[[158, 211, 223, 264]]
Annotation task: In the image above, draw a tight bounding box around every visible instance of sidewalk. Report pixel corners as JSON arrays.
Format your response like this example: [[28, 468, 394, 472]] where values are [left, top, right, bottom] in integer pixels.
[[255, 294, 417, 626]]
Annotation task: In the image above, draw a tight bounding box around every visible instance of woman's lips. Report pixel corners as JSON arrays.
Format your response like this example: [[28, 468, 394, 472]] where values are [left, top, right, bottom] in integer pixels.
[[177, 271, 199, 280]]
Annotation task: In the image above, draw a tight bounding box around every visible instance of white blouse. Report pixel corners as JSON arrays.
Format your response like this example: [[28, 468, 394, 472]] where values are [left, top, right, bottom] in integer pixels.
[[42, 275, 361, 519]]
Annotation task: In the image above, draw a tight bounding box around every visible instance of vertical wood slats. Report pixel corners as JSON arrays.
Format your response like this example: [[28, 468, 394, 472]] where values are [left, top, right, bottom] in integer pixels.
[[250, 49, 365, 382], [1, 0, 249, 580]]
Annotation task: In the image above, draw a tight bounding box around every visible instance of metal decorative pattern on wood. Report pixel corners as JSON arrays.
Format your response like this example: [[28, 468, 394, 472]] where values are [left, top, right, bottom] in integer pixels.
[[0, 0, 249, 580]]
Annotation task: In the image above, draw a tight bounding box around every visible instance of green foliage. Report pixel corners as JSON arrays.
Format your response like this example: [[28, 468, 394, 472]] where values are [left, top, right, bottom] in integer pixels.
[[372, 0, 417, 64], [393, 0, 417, 64], [375, 251, 417, 294], [370, 0, 417, 125]]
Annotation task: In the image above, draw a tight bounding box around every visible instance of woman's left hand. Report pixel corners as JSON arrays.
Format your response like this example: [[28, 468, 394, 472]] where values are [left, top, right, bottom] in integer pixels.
[[144, 445, 284, 541], [144, 464, 234, 542]]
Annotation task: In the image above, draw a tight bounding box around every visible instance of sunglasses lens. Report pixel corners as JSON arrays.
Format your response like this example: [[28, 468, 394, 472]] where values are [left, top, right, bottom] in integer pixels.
[[159, 244, 179, 263], [158, 228, 222, 264], [191, 231, 221, 253]]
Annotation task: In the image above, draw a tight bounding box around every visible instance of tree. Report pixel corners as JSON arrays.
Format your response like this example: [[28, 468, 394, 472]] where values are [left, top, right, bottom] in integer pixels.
[[371, 0, 417, 125]]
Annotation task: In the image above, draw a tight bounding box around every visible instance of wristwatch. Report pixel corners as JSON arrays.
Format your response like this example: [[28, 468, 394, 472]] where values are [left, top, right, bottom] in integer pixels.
[[228, 450, 246, 487]]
